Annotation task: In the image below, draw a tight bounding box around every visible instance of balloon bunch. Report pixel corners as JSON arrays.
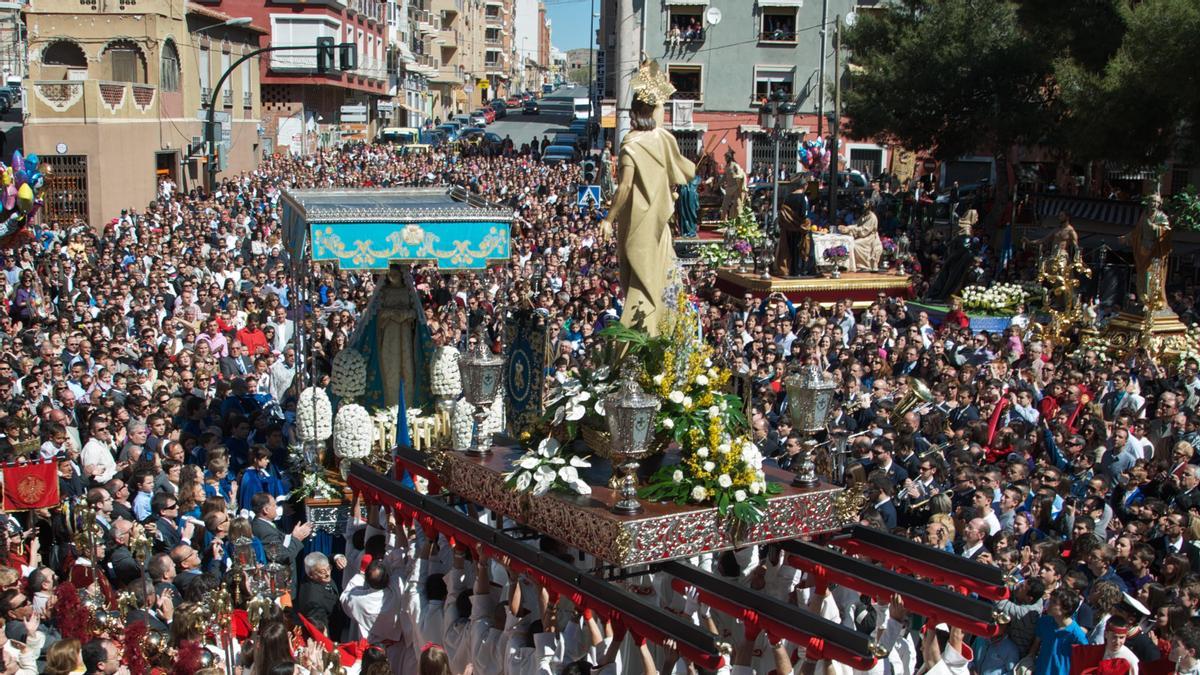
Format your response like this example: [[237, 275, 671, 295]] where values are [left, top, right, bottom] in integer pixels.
[[0, 151, 45, 248], [799, 137, 831, 174]]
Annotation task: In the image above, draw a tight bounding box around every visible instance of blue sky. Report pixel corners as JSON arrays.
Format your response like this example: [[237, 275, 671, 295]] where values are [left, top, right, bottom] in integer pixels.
[[546, 0, 594, 51]]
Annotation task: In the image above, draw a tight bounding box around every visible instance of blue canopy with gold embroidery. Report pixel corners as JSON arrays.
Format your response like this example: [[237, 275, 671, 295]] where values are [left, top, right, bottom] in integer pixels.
[[282, 186, 512, 272]]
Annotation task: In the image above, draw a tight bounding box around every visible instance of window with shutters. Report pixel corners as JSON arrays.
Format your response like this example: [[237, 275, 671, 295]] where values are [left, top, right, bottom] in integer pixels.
[[103, 41, 147, 83], [160, 40, 180, 92]]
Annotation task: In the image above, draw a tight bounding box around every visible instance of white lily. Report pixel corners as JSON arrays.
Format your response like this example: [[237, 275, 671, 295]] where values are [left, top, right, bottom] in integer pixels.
[[570, 455, 591, 468], [518, 455, 542, 470], [569, 479, 593, 495], [538, 437, 561, 458], [558, 465, 579, 483], [515, 472, 532, 491]]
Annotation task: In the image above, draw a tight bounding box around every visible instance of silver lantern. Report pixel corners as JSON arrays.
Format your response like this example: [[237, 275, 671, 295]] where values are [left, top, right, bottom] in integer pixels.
[[784, 364, 835, 487], [459, 331, 505, 456], [603, 360, 660, 515]]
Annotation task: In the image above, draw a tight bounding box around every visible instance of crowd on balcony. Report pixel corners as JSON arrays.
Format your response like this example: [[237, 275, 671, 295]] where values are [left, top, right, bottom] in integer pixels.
[[0, 142, 1199, 674]]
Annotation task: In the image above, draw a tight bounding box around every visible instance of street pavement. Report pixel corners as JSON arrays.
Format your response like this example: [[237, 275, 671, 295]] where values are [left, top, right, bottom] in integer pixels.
[[485, 85, 587, 150]]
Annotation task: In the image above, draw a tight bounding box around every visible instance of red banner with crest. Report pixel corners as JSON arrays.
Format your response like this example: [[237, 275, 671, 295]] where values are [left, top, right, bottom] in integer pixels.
[[2, 459, 60, 510]]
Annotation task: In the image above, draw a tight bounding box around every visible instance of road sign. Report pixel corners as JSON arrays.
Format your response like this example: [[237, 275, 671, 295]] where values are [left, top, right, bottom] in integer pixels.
[[577, 185, 601, 207]]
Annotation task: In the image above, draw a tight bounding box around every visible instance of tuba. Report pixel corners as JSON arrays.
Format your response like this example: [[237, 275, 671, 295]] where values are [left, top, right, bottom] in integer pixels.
[[890, 377, 933, 427]]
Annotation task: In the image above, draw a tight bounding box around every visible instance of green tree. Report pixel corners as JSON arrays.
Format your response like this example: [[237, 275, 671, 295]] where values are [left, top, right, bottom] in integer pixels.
[[842, 0, 1053, 221]]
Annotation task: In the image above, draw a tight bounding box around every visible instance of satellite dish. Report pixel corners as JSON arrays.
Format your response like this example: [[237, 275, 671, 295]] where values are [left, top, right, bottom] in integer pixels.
[[705, 7, 722, 26], [843, 11, 857, 27]]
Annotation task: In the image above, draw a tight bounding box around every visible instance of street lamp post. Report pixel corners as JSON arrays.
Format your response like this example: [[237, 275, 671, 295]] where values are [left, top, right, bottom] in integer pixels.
[[758, 88, 797, 231]]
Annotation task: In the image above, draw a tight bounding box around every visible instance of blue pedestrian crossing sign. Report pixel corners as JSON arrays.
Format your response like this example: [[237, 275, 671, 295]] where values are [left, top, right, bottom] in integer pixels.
[[577, 185, 601, 207]]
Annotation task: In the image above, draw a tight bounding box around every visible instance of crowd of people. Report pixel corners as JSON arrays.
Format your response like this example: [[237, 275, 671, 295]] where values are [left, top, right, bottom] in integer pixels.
[[0, 140, 1199, 675]]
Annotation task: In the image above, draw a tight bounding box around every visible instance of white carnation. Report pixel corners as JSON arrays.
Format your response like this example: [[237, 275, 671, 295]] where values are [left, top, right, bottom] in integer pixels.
[[696, 374, 709, 387], [669, 391, 685, 404], [734, 490, 747, 502], [672, 470, 684, 483], [333, 403, 374, 460], [717, 474, 733, 489], [690, 486, 707, 502], [682, 396, 693, 409], [296, 387, 333, 443], [330, 348, 367, 400], [696, 447, 709, 458], [431, 346, 463, 398], [708, 406, 721, 419], [702, 461, 715, 473], [662, 418, 675, 430]]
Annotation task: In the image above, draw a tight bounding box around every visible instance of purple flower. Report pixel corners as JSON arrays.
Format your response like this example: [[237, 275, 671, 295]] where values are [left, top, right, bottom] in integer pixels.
[[734, 240, 752, 255], [825, 245, 848, 259]]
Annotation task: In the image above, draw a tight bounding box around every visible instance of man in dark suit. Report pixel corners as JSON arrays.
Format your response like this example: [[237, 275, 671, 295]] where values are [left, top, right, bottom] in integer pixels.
[[250, 493, 311, 567], [1153, 512, 1200, 571], [867, 476, 898, 530], [147, 552, 181, 605], [169, 544, 204, 596], [150, 492, 185, 553], [295, 552, 345, 638], [219, 341, 255, 380], [948, 388, 980, 431], [126, 576, 170, 632], [866, 438, 909, 488], [103, 520, 143, 587]]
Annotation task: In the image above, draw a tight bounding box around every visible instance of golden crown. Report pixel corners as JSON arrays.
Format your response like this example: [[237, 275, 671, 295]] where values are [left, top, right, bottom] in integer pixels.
[[631, 60, 675, 107]]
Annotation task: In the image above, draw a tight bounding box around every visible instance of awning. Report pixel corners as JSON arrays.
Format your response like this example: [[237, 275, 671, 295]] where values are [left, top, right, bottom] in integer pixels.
[[664, 0, 708, 4], [758, 0, 803, 6]]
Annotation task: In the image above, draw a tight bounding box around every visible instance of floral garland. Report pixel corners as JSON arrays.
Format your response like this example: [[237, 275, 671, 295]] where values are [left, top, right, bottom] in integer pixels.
[[504, 438, 592, 496]]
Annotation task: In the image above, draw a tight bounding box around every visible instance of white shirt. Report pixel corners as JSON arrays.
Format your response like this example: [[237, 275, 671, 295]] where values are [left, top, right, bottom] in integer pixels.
[[80, 437, 117, 483]]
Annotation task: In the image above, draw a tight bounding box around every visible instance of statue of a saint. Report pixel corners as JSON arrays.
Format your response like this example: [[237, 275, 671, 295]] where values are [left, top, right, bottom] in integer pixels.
[[377, 264, 420, 408], [1032, 211, 1080, 262], [925, 210, 980, 303], [773, 178, 813, 277], [599, 141, 616, 202], [599, 61, 697, 335], [720, 149, 747, 221], [676, 174, 701, 237], [1122, 194, 1172, 313], [841, 205, 883, 271]]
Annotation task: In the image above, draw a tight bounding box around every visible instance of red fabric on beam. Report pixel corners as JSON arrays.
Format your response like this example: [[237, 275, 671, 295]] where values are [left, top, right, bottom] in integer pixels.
[[787, 555, 999, 638], [671, 580, 875, 671], [834, 539, 1009, 601]]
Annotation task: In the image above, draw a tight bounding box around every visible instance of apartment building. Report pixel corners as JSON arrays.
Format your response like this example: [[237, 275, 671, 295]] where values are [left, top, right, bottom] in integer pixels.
[[23, 0, 264, 226]]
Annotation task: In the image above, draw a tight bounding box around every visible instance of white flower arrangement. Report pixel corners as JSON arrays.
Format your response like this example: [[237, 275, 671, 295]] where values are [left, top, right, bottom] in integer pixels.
[[330, 348, 367, 400], [504, 438, 592, 496], [286, 443, 341, 501], [333, 403, 374, 460], [544, 366, 616, 431], [959, 283, 1029, 316], [431, 346, 463, 398], [295, 387, 333, 443]]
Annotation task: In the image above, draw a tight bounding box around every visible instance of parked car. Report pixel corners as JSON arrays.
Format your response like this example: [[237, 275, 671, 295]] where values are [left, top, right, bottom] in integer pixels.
[[489, 100, 507, 119], [459, 128, 503, 147], [523, 100, 540, 115], [469, 111, 488, 126], [552, 132, 580, 149], [452, 114, 472, 127], [377, 126, 431, 153], [505, 97, 521, 107], [542, 83, 554, 95], [0, 90, 11, 115], [542, 144, 579, 164], [436, 123, 462, 141]]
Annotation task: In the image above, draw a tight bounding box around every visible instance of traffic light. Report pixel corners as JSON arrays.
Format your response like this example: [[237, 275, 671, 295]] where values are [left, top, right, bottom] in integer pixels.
[[339, 42, 358, 71], [582, 160, 597, 184], [316, 37, 335, 73]]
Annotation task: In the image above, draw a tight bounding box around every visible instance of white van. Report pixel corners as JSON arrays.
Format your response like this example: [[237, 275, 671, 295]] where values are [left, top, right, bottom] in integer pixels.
[[572, 97, 591, 121]]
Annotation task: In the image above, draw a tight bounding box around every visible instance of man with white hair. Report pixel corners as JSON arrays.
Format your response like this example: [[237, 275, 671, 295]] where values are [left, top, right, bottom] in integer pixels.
[[296, 551, 344, 636]]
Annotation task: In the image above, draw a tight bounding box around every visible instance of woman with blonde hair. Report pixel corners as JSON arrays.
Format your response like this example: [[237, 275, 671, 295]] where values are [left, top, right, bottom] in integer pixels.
[[42, 638, 83, 675]]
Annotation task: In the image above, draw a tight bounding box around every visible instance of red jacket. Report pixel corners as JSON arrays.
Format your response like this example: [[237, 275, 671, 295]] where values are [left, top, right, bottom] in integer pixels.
[[236, 327, 269, 356]]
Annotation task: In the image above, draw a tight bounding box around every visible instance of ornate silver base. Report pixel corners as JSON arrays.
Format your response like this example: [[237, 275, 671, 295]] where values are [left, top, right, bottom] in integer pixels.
[[792, 439, 820, 488]]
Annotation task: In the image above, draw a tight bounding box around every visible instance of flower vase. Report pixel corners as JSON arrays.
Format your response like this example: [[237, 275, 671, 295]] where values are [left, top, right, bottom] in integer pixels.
[[737, 255, 750, 274], [831, 265, 842, 279]]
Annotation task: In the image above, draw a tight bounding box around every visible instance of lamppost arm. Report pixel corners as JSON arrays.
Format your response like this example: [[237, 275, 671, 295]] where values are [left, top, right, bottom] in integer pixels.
[[206, 42, 351, 189]]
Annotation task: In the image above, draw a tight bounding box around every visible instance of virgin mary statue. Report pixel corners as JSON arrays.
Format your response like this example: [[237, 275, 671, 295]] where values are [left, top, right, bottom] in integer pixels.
[[599, 61, 697, 336], [346, 263, 434, 410]]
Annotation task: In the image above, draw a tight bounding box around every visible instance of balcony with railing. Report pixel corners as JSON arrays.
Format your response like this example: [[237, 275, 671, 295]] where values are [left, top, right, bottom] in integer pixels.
[[29, 80, 159, 121], [222, 89, 233, 106]]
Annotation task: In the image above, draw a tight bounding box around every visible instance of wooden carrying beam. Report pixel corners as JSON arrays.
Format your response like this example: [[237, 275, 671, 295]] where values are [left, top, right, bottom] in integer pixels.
[[782, 540, 1001, 637], [347, 463, 726, 670], [660, 561, 878, 671], [827, 526, 1010, 601]]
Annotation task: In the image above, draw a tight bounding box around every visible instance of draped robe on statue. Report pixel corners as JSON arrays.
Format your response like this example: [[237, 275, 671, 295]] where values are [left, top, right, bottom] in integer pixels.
[[842, 210, 883, 271], [347, 267, 434, 410], [615, 127, 696, 335]]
